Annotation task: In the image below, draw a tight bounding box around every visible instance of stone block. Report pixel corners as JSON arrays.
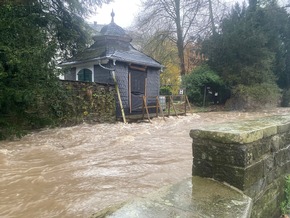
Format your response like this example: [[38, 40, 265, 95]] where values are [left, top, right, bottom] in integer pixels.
[[192, 139, 249, 167], [263, 154, 274, 176], [284, 145, 290, 160], [262, 125, 277, 138], [250, 177, 284, 218], [243, 177, 267, 199], [281, 132, 290, 149], [190, 128, 264, 144], [192, 159, 214, 178], [244, 160, 264, 190], [271, 135, 281, 152], [274, 149, 286, 167], [277, 122, 290, 133], [250, 138, 271, 162], [213, 164, 245, 190], [265, 169, 277, 186], [190, 115, 290, 218]]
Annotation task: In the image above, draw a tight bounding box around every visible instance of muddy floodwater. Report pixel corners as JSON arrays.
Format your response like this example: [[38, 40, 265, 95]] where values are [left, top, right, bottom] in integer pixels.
[[1, 109, 290, 218]]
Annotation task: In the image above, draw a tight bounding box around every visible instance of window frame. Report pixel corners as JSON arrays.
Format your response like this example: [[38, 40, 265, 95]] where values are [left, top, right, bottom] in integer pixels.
[[76, 66, 94, 82]]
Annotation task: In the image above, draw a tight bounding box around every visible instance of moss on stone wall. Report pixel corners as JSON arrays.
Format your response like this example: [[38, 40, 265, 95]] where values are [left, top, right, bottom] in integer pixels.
[[0, 80, 116, 140], [190, 115, 290, 217], [59, 81, 116, 125]]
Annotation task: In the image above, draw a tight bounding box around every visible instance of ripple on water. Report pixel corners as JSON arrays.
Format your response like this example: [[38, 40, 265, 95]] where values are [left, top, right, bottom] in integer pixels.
[[1, 110, 290, 217]]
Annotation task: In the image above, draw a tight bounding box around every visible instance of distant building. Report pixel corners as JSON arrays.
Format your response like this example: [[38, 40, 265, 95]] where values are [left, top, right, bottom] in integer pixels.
[[60, 11, 163, 116]]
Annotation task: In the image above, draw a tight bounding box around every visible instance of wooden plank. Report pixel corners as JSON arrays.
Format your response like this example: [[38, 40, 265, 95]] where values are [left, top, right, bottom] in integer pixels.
[[129, 72, 132, 113], [145, 77, 147, 99], [184, 95, 187, 115], [129, 64, 147, 71], [156, 96, 158, 117], [142, 98, 145, 120], [146, 106, 160, 109], [156, 96, 165, 121], [170, 96, 178, 117], [167, 96, 171, 116], [112, 71, 127, 124], [185, 95, 192, 112], [143, 96, 151, 122]]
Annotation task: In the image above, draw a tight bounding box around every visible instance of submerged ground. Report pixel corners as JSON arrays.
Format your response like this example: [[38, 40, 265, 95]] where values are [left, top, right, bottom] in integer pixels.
[[1, 108, 290, 217]]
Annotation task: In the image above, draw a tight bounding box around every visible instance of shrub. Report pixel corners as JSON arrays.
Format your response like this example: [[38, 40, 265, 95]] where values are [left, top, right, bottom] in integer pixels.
[[281, 89, 290, 107], [160, 86, 172, 95], [182, 65, 228, 106], [225, 83, 281, 110], [281, 175, 290, 215]]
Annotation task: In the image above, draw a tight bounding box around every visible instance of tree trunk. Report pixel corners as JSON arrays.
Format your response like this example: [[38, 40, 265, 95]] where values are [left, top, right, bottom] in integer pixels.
[[208, 0, 216, 35], [175, 0, 186, 76]]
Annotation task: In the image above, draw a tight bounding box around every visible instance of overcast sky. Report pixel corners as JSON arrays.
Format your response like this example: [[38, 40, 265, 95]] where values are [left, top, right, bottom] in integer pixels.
[[89, 0, 290, 28], [89, 0, 141, 27]]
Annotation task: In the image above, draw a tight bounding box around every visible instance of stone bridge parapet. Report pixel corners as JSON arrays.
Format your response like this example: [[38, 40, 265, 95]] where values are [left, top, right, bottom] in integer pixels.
[[190, 115, 290, 217]]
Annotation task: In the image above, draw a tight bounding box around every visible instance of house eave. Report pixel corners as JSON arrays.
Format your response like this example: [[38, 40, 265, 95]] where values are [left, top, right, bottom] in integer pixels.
[[58, 57, 109, 67], [106, 56, 163, 69], [59, 55, 163, 70]]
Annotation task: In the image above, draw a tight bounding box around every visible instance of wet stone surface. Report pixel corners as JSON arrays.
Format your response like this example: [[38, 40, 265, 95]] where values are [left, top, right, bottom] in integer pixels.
[[190, 113, 290, 217], [92, 177, 252, 218]]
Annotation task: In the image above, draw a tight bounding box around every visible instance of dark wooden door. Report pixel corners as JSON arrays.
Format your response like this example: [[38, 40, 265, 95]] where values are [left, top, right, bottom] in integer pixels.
[[130, 70, 146, 112]]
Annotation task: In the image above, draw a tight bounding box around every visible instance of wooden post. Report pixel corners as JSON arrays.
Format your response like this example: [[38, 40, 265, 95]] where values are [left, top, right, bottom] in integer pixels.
[[203, 85, 206, 107], [142, 98, 145, 120], [129, 72, 132, 113], [156, 96, 158, 117], [112, 71, 127, 124], [167, 96, 171, 116], [184, 95, 187, 115], [185, 95, 192, 113], [170, 96, 178, 117], [143, 96, 151, 122]]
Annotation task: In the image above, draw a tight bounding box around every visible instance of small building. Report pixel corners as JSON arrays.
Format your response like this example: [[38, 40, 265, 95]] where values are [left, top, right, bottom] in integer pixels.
[[60, 11, 163, 118]]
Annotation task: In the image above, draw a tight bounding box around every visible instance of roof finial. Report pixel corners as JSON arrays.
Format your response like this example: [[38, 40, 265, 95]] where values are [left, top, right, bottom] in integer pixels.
[[111, 9, 115, 23]]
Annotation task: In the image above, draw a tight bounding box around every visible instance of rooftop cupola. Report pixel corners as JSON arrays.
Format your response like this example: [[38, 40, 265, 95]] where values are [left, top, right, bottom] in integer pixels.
[[96, 10, 132, 43]]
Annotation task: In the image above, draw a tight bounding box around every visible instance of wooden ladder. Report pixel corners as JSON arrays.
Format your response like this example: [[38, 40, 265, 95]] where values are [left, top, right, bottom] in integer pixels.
[[167, 95, 192, 117], [142, 96, 165, 122]]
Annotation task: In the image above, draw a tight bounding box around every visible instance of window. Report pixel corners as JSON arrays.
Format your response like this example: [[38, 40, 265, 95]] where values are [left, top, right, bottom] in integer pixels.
[[77, 69, 92, 82]]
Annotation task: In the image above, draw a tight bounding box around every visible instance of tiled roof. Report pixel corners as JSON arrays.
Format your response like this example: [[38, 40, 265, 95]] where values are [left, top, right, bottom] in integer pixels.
[[60, 16, 162, 69], [110, 46, 162, 68]]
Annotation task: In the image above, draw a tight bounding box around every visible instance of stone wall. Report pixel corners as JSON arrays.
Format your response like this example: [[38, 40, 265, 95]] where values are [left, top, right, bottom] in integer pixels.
[[190, 115, 290, 217], [60, 81, 116, 124]]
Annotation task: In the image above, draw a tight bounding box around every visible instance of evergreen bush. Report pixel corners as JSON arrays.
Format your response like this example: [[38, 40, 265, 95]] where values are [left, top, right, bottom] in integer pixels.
[[281, 175, 290, 215], [281, 89, 290, 107], [182, 65, 228, 106], [160, 86, 172, 95]]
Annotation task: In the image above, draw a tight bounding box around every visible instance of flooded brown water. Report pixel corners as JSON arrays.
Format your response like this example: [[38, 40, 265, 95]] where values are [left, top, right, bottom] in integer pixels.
[[1, 109, 290, 218]]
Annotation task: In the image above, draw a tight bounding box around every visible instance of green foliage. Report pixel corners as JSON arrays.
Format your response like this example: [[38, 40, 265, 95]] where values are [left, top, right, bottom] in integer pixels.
[[202, 2, 290, 108], [0, 3, 59, 128], [281, 175, 290, 215], [281, 89, 290, 107], [225, 83, 280, 110], [203, 3, 280, 87], [160, 86, 172, 95], [203, 2, 290, 86], [182, 65, 227, 106], [0, 0, 112, 139]]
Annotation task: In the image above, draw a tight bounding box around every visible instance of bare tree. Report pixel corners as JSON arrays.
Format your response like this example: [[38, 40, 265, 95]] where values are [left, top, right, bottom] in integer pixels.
[[134, 0, 230, 76], [135, 0, 209, 75]]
